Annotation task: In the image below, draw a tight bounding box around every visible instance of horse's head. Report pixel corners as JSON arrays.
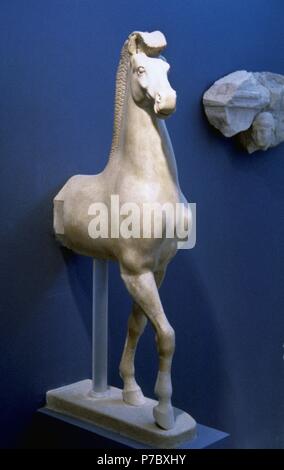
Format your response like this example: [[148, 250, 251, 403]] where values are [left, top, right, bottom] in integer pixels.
[[127, 31, 176, 119]]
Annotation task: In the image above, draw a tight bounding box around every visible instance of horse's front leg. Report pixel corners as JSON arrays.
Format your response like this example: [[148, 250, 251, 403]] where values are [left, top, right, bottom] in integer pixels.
[[120, 268, 175, 430], [119, 302, 147, 406]]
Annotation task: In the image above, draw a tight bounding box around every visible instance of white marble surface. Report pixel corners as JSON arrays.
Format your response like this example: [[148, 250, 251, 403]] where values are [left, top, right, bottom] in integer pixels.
[[203, 70, 284, 153], [46, 380, 197, 449]]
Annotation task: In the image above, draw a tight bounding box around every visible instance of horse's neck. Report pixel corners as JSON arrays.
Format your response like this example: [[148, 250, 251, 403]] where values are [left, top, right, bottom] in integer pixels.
[[109, 88, 179, 185]]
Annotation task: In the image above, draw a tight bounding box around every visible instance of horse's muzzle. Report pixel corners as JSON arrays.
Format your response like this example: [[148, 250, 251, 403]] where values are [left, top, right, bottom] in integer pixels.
[[154, 91, 177, 118]]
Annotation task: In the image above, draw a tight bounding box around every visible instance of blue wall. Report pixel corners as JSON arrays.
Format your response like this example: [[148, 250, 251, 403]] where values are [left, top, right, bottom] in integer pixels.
[[0, 0, 283, 448]]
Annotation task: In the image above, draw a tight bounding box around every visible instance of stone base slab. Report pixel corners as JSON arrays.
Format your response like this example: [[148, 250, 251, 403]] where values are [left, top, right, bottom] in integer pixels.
[[46, 379, 197, 449]]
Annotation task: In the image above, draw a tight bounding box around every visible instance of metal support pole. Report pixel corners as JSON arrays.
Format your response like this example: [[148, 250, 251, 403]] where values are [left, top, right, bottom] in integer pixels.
[[92, 258, 108, 395]]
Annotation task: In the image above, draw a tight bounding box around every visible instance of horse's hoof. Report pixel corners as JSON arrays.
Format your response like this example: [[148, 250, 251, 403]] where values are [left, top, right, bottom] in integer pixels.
[[122, 387, 146, 406], [153, 403, 175, 430]]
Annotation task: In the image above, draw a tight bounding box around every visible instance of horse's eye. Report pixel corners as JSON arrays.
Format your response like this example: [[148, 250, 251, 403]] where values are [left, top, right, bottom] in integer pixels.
[[137, 66, 145, 75]]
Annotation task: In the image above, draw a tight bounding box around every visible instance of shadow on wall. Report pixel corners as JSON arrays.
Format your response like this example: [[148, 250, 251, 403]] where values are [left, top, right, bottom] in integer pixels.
[[163, 253, 230, 426], [0, 186, 92, 447], [61, 247, 92, 337]]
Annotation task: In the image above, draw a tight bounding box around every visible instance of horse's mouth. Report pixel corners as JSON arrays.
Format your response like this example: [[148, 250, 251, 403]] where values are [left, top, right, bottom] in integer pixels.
[[153, 100, 176, 119], [156, 109, 174, 119]]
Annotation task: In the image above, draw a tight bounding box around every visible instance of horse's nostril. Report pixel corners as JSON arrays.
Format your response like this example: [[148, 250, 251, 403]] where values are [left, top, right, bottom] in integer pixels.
[[156, 93, 162, 104]]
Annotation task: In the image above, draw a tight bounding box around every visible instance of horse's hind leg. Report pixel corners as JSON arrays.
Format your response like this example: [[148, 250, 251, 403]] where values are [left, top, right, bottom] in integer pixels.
[[120, 269, 175, 430], [119, 302, 147, 406]]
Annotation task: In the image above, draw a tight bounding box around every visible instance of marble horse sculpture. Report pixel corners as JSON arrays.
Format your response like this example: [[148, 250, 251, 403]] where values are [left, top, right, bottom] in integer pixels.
[[53, 31, 191, 430], [203, 70, 284, 153]]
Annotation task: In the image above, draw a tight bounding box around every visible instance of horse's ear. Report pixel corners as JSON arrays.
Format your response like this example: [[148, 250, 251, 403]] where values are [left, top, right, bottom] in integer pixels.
[[128, 31, 167, 57], [128, 33, 139, 55]]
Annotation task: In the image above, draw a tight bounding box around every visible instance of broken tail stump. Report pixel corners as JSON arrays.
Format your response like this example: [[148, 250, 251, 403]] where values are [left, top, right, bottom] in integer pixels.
[[45, 259, 197, 448]]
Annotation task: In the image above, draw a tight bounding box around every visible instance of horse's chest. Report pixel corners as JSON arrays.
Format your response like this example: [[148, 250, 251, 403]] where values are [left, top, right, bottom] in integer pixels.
[[119, 173, 179, 205]]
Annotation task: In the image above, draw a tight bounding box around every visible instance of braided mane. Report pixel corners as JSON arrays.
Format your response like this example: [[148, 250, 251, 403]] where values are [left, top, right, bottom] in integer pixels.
[[109, 40, 130, 157], [108, 31, 167, 158]]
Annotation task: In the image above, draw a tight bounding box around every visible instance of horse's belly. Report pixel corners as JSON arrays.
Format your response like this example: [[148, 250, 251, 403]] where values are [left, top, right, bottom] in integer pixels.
[[116, 235, 178, 274], [55, 172, 185, 269]]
